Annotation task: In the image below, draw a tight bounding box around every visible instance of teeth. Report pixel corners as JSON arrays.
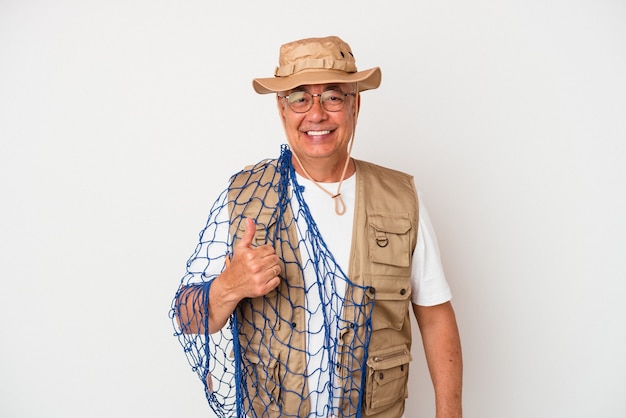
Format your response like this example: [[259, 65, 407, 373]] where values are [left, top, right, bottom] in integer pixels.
[[307, 130, 331, 136]]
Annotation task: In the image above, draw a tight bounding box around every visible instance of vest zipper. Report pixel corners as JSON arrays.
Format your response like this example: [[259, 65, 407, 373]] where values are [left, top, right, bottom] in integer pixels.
[[372, 348, 408, 363]]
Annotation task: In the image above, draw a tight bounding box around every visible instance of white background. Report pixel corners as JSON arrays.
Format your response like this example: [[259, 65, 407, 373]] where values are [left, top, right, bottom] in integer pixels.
[[1, 1, 625, 417]]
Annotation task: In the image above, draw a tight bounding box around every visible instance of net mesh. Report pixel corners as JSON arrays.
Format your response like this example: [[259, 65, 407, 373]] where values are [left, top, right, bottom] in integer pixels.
[[170, 145, 374, 417]]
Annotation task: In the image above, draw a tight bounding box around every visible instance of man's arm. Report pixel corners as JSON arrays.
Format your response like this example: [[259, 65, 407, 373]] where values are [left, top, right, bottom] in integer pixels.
[[413, 301, 463, 418], [176, 218, 281, 334]]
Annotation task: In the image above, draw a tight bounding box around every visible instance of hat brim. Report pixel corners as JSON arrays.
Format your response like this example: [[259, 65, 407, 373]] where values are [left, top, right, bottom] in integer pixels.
[[252, 67, 381, 94]]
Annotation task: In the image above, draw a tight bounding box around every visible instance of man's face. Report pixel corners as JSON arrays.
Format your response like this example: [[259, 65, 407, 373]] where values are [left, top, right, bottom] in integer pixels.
[[277, 83, 360, 175]]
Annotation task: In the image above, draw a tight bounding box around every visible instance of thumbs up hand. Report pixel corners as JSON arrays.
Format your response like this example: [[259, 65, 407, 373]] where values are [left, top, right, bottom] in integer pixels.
[[223, 218, 282, 300]]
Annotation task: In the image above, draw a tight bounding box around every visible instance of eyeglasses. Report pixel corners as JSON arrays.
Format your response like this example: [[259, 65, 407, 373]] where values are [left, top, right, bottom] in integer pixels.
[[277, 90, 357, 113]]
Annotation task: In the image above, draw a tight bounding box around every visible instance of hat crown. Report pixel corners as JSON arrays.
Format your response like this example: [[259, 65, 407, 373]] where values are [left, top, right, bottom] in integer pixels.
[[252, 35, 380, 94], [275, 36, 358, 77]]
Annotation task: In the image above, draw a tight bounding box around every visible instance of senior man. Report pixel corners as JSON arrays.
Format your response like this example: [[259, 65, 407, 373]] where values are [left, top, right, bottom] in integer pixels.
[[172, 35, 462, 418]]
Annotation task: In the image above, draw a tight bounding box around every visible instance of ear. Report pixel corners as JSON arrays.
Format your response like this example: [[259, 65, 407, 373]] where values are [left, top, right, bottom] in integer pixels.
[[352, 92, 361, 124], [276, 94, 287, 127]]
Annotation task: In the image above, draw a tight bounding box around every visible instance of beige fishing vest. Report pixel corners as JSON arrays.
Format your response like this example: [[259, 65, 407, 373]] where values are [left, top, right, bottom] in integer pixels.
[[228, 158, 418, 417]]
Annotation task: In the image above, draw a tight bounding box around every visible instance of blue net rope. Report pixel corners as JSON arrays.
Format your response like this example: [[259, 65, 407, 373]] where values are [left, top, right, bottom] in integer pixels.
[[170, 145, 374, 417]]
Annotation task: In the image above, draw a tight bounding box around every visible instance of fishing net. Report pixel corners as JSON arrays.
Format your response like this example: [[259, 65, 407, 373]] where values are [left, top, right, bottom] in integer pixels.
[[170, 145, 375, 417]]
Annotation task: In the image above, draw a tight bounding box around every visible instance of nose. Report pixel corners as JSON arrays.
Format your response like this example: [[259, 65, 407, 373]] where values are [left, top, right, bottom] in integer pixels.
[[307, 94, 327, 120]]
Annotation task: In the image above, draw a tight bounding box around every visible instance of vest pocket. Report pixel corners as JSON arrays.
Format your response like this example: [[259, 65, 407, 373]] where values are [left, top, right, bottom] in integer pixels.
[[365, 275, 412, 331], [364, 344, 412, 414], [368, 214, 412, 269], [245, 350, 282, 414]]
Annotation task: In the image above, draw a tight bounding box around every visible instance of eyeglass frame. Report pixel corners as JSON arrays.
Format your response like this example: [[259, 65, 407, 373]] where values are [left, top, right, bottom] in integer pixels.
[[277, 89, 357, 113]]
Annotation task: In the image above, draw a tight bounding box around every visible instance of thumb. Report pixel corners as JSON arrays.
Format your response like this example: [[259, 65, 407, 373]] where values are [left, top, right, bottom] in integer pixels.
[[237, 217, 257, 249]]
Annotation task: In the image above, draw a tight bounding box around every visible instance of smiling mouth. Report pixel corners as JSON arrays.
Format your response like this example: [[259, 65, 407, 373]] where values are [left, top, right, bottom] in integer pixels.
[[306, 130, 332, 136]]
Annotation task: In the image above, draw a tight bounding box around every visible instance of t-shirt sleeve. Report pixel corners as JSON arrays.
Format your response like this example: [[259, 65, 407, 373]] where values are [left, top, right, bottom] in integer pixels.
[[411, 190, 452, 306], [182, 189, 232, 285]]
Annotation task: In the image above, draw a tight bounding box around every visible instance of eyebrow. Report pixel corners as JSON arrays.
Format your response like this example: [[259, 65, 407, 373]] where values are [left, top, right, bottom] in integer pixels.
[[289, 84, 347, 94]]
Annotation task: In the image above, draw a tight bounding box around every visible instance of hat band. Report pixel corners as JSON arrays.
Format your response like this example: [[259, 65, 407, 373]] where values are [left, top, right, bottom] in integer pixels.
[[275, 58, 358, 77]]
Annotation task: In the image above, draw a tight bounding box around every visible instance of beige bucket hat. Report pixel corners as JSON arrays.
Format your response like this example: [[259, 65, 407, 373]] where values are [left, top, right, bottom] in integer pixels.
[[252, 36, 382, 94]]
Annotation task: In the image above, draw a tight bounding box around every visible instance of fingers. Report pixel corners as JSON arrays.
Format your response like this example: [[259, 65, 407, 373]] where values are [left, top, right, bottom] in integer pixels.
[[265, 264, 281, 279], [236, 218, 272, 254], [224, 217, 281, 298], [237, 217, 257, 249], [264, 274, 281, 294], [235, 217, 275, 258], [264, 265, 281, 294]]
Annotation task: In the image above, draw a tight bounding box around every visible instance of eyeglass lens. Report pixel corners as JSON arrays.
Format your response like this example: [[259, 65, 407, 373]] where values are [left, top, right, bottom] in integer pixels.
[[286, 91, 351, 113]]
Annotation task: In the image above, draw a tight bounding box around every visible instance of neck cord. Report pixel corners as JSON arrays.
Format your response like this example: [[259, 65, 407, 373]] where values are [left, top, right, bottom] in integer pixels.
[[289, 142, 353, 216]]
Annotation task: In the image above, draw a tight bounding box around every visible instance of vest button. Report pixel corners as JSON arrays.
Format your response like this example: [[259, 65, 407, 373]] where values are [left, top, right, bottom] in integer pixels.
[[369, 287, 376, 295], [291, 322, 297, 329], [400, 288, 407, 295], [379, 372, 384, 380]]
